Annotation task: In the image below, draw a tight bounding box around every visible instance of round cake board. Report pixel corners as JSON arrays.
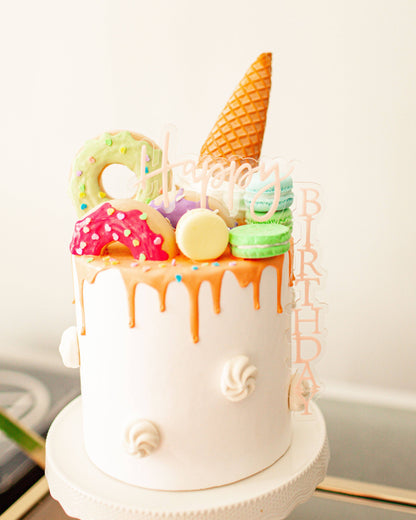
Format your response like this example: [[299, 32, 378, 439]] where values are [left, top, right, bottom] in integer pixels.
[[46, 397, 329, 520]]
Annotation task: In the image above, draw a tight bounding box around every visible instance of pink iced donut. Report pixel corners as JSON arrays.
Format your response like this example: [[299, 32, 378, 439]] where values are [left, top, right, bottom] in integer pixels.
[[70, 200, 177, 261]]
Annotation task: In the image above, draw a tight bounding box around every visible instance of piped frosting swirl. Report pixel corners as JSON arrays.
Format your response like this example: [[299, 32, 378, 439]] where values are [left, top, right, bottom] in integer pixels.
[[221, 355, 258, 402], [124, 419, 160, 457]]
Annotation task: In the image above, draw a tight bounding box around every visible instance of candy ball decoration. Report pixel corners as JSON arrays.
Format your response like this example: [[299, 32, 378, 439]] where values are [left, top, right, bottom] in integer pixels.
[[176, 208, 229, 261], [70, 199, 177, 260]]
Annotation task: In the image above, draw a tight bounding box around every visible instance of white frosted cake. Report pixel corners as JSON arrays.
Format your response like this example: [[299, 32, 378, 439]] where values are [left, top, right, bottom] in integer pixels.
[[59, 53, 308, 491]]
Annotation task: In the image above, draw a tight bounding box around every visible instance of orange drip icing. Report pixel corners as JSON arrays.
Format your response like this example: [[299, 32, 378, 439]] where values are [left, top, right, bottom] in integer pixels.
[[185, 281, 202, 343], [289, 238, 295, 287], [73, 250, 287, 343], [210, 273, 224, 314], [119, 272, 139, 328], [73, 258, 102, 335]]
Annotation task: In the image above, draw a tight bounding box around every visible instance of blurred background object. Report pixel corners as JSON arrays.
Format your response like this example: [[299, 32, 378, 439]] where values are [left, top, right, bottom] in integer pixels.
[[0, 358, 79, 513]]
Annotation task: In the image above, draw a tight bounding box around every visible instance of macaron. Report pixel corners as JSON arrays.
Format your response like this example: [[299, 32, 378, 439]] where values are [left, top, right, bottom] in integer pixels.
[[150, 188, 236, 228], [229, 223, 291, 259], [244, 174, 294, 213], [176, 208, 229, 261], [245, 208, 293, 231]]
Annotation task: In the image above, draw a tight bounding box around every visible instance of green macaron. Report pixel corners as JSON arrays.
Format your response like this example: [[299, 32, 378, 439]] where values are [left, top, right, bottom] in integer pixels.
[[229, 223, 291, 259], [245, 208, 293, 231]]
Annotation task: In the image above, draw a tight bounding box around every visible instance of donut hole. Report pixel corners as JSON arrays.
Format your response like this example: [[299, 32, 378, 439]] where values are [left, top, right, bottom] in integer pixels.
[[100, 164, 138, 199], [102, 242, 135, 258]]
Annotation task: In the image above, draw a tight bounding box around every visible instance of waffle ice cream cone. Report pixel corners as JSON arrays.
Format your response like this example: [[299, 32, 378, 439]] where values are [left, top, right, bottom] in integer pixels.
[[199, 53, 272, 167]]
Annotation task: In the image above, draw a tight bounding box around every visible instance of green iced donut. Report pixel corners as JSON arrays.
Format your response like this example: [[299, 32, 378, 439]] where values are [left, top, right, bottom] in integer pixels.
[[70, 131, 163, 217]]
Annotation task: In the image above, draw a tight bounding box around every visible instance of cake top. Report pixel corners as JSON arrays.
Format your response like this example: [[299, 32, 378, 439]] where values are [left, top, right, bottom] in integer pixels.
[[68, 53, 295, 342]]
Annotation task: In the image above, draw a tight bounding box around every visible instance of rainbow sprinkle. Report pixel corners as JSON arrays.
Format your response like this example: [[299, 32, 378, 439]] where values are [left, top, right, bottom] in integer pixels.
[[212, 262, 220, 267], [192, 266, 199, 270], [171, 258, 176, 266], [139, 253, 146, 262], [139, 213, 148, 221], [105, 138, 112, 146], [81, 203, 87, 210], [175, 274, 182, 282], [229, 261, 237, 266]]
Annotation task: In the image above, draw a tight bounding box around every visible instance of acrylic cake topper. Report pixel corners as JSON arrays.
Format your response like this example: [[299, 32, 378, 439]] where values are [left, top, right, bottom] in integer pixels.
[[69, 53, 325, 412], [292, 183, 326, 415]]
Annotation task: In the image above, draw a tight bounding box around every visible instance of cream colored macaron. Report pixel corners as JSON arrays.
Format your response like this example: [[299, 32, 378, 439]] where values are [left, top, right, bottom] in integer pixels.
[[176, 208, 229, 261]]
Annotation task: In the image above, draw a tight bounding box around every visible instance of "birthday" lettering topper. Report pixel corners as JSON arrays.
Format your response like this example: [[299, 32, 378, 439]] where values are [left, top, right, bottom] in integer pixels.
[[292, 184, 325, 415]]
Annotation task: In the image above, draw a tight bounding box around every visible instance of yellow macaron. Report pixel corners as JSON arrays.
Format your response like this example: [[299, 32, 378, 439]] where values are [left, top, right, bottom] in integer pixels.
[[176, 208, 229, 261]]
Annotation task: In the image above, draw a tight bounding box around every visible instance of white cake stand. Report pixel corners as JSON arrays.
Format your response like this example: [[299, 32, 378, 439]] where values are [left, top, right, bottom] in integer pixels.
[[46, 397, 329, 520]]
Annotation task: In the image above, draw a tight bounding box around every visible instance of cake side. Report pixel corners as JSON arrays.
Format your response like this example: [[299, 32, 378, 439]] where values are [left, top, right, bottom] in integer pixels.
[[73, 252, 293, 491]]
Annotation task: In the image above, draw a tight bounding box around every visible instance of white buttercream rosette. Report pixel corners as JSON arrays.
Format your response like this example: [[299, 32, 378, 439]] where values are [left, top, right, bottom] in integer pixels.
[[221, 355, 258, 402], [124, 419, 160, 458]]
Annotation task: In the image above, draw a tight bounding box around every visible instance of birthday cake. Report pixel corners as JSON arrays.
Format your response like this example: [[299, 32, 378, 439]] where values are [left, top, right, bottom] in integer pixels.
[[59, 53, 309, 491]]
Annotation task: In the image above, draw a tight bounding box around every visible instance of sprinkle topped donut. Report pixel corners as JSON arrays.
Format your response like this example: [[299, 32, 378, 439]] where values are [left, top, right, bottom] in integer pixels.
[[70, 131, 164, 217], [70, 200, 177, 260]]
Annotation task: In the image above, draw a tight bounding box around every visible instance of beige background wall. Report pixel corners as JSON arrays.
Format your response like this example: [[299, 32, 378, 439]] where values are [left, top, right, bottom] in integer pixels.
[[1, 0, 415, 394]]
